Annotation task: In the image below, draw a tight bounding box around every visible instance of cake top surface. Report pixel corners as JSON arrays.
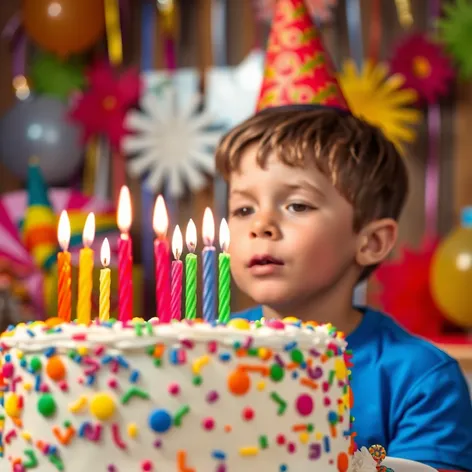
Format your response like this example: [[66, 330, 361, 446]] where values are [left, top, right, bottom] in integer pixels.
[[0, 317, 347, 352]]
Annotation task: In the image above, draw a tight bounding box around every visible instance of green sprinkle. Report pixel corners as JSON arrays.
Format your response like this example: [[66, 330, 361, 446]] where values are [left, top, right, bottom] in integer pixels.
[[192, 375, 203, 386], [270, 392, 287, 415], [37, 394, 56, 417], [49, 454, 64, 471], [121, 387, 150, 405], [30, 356, 42, 372], [23, 449, 38, 469], [63, 420, 72, 428], [247, 348, 259, 356], [259, 435, 268, 449], [290, 349, 304, 364], [134, 323, 143, 337], [326, 350, 334, 358], [328, 370, 335, 386], [233, 341, 241, 350], [173, 405, 190, 427], [153, 358, 162, 367], [67, 350, 76, 359], [270, 364, 284, 382], [254, 320, 263, 328], [146, 345, 155, 356], [146, 322, 154, 335], [307, 423, 314, 432]]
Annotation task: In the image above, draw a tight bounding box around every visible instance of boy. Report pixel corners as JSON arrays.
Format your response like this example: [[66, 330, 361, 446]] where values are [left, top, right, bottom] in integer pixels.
[[215, 0, 472, 470]]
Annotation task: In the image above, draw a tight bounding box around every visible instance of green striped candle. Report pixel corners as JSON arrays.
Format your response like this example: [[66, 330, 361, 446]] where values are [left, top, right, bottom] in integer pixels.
[[217, 219, 231, 324]]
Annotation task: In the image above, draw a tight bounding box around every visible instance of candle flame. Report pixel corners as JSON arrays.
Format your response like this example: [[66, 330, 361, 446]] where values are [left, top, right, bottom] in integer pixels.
[[186, 219, 197, 253], [172, 225, 183, 260], [117, 185, 132, 233], [202, 207, 215, 246], [101, 238, 111, 267], [57, 210, 71, 251], [219, 218, 230, 253], [153, 195, 169, 237], [82, 212, 96, 248]]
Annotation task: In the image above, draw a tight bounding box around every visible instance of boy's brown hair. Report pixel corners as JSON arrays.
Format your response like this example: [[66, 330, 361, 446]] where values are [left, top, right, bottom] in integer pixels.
[[215, 107, 409, 279], [216, 107, 408, 232]]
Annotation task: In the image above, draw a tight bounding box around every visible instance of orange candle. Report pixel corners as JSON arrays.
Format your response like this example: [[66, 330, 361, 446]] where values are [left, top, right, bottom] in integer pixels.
[[57, 210, 72, 322], [77, 212, 95, 324]]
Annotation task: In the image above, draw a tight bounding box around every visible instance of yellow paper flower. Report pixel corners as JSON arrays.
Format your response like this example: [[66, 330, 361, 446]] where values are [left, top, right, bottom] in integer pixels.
[[337, 59, 422, 154]]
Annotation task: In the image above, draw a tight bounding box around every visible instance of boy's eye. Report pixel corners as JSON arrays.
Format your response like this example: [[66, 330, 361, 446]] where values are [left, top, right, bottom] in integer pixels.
[[287, 203, 312, 213], [231, 207, 253, 217]]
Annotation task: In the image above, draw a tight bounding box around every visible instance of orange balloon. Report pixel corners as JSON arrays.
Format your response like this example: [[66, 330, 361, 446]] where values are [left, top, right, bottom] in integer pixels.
[[22, 0, 105, 57]]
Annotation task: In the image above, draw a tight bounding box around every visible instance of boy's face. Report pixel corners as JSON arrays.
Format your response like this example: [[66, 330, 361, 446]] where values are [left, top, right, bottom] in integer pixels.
[[228, 146, 361, 311]]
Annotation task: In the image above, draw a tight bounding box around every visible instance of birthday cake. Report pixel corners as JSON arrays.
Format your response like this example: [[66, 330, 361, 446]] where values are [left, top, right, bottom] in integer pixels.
[[0, 317, 357, 471]]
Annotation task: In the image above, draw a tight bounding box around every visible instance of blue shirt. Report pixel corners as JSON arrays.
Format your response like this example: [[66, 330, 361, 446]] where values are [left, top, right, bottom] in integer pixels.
[[233, 306, 472, 471]]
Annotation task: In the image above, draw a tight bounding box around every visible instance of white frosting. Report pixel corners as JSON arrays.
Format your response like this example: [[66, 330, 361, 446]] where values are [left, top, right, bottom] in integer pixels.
[[1, 319, 352, 471], [348, 447, 378, 472]]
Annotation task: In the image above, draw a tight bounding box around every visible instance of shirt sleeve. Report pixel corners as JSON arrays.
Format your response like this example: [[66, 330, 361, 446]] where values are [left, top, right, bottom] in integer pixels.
[[388, 360, 472, 472]]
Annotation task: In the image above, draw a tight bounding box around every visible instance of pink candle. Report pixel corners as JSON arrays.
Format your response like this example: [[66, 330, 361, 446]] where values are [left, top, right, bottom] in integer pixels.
[[153, 195, 171, 323], [117, 186, 133, 322], [171, 225, 183, 320]]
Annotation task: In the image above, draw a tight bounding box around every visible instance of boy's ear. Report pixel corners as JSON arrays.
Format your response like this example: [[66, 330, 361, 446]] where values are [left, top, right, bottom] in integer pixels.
[[356, 218, 398, 267]]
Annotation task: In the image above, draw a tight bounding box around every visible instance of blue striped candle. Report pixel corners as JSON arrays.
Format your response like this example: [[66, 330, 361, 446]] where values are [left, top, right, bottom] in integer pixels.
[[202, 208, 216, 322]]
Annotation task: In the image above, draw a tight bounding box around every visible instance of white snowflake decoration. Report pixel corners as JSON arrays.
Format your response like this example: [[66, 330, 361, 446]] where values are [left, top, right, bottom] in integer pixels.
[[123, 83, 222, 198], [348, 447, 378, 472]]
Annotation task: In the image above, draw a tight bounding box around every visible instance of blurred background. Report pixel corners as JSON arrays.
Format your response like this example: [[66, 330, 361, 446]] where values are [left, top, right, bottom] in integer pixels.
[[0, 0, 470, 385]]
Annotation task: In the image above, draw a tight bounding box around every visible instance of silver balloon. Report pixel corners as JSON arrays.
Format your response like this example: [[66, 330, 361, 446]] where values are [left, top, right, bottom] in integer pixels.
[[0, 96, 83, 185]]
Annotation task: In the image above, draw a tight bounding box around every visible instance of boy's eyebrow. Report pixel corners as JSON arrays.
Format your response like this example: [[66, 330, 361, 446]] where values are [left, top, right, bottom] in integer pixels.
[[229, 188, 253, 198], [284, 182, 326, 199]]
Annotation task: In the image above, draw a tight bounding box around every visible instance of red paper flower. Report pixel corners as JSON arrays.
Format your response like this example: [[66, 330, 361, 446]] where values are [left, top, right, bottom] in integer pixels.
[[69, 60, 141, 149], [389, 33, 454, 105], [373, 238, 445, 339]]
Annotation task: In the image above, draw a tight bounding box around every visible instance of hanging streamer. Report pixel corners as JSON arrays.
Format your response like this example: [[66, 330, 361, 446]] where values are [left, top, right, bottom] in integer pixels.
[[425, 0, 441, 236], [141, 1, 157, 315], [157, 0, 177, 70], [345, 0, 364, 70], [83, 137, 98, 196], [368, 0, 381, 63], [2, 14, 27, 93], [104, 0, 123, 66]]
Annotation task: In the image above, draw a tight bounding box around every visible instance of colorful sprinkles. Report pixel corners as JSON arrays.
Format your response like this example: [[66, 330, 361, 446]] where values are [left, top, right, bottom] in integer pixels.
[[0, 317, 355, 471]]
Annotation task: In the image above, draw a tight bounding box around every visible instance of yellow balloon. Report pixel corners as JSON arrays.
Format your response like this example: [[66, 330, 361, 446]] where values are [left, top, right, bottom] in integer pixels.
[[430, 208, 472, 328]]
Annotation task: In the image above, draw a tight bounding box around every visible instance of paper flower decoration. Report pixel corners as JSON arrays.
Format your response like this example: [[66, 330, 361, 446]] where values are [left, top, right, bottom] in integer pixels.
[[29, 52, 86, 100], [373, 238, 445, 339], [253, 0, 337, 23], [390, 33, 454, 104], [123, 84, 223, 198], [439, 0, 472, 79], [337, 59, 421, 154], [69, 60, 141, 149]]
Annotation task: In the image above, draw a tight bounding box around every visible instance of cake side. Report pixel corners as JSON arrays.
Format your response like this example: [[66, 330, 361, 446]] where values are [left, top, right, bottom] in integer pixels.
[[0, 318, 353, 472]]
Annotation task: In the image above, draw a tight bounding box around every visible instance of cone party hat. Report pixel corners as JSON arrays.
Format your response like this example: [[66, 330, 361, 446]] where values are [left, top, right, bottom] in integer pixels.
[[256, 0, 348, 112]]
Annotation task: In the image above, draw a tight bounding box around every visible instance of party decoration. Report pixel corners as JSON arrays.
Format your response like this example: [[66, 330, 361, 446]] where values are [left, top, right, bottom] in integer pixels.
[[389, 33, 454, 104], [29, 51, 86, 100], [253, 0, 338, 23], [22, 159, 58, 271], [22, 0, 105, 57], [0, 96, 82, 185], [430, 207, 472, 328], [69, 60, 141, 149], [256, 0, 349, 112], [124, 82, 222, 198], [374, 238, 444, 340], [438, 0, 472, 79], [337, 59, 421, 154], [206, 50, 265, 128]]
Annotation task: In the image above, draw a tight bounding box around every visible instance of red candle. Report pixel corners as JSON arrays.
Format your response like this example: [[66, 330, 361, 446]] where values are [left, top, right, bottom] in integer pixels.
[[117, 186, 133, 322], [57, 210, 72, 322], [153, 195, 171, 323], [171, 225, 183, 320]]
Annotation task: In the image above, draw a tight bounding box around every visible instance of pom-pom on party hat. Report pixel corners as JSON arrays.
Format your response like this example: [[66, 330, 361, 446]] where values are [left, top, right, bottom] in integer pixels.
[[256, 0, 348, 112]]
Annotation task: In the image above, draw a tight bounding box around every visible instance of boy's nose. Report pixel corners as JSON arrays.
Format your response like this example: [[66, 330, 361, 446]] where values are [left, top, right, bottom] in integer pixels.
[[250, 218, 281, 240]]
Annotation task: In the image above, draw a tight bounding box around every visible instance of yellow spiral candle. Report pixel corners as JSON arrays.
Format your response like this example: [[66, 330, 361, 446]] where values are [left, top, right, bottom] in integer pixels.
[[99, 238, 111, 322], [77, 213, 95, 324]]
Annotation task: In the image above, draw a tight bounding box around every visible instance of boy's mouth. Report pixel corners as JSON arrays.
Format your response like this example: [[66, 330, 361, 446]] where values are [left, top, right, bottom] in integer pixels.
[[248, 255, 284, 268]]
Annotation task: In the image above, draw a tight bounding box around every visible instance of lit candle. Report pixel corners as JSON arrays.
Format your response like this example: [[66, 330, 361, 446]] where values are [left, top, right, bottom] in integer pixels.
[[171, 225, 183, 320], [202, 207, 217, 322], [117, 185, 133, 322], [77, 212, 95, 324], [185, 219, 197, 320], [153, 195, 171, 323], [218, 218, 231, 324], [57, 210, 72, 322], [99, 238, 111, 321]]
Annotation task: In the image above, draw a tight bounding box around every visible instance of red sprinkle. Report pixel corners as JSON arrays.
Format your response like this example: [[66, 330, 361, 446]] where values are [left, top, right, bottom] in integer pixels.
[[72, 333, 87, 341]]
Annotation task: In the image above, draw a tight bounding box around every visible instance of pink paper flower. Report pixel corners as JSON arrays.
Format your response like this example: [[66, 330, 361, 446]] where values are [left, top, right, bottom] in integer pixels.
[[389, 33, 454, 105], [253, 0, 337, 23], [69, 60, 141, 149]]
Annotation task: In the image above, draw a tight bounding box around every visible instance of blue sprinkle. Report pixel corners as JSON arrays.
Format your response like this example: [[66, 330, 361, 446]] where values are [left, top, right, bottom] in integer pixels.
[[129, 370, 140, 383], [323, 436, 330, 453], [291, 371, 299, 379], [44, 347, 56, 358], [4, 354, 11, 362], [26, 329, 35, 337], [34, 375, 41, 392], [73, 355, 82, 364], [219, 352, 231, 362], [169, 349, 179, 365], [78, 422, 90, 437], [116, 355, 129, 368], [86, 375, 96, 386], [101, 355, 113, 364], [328, 411, 338, 424], [284, 341, 297, 351], [211, 450, 226, 460], [300, 361, 307, 369], [48, 445, 58, 455], [280, 465, 288, 472], [19, 359, 27, 368]]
